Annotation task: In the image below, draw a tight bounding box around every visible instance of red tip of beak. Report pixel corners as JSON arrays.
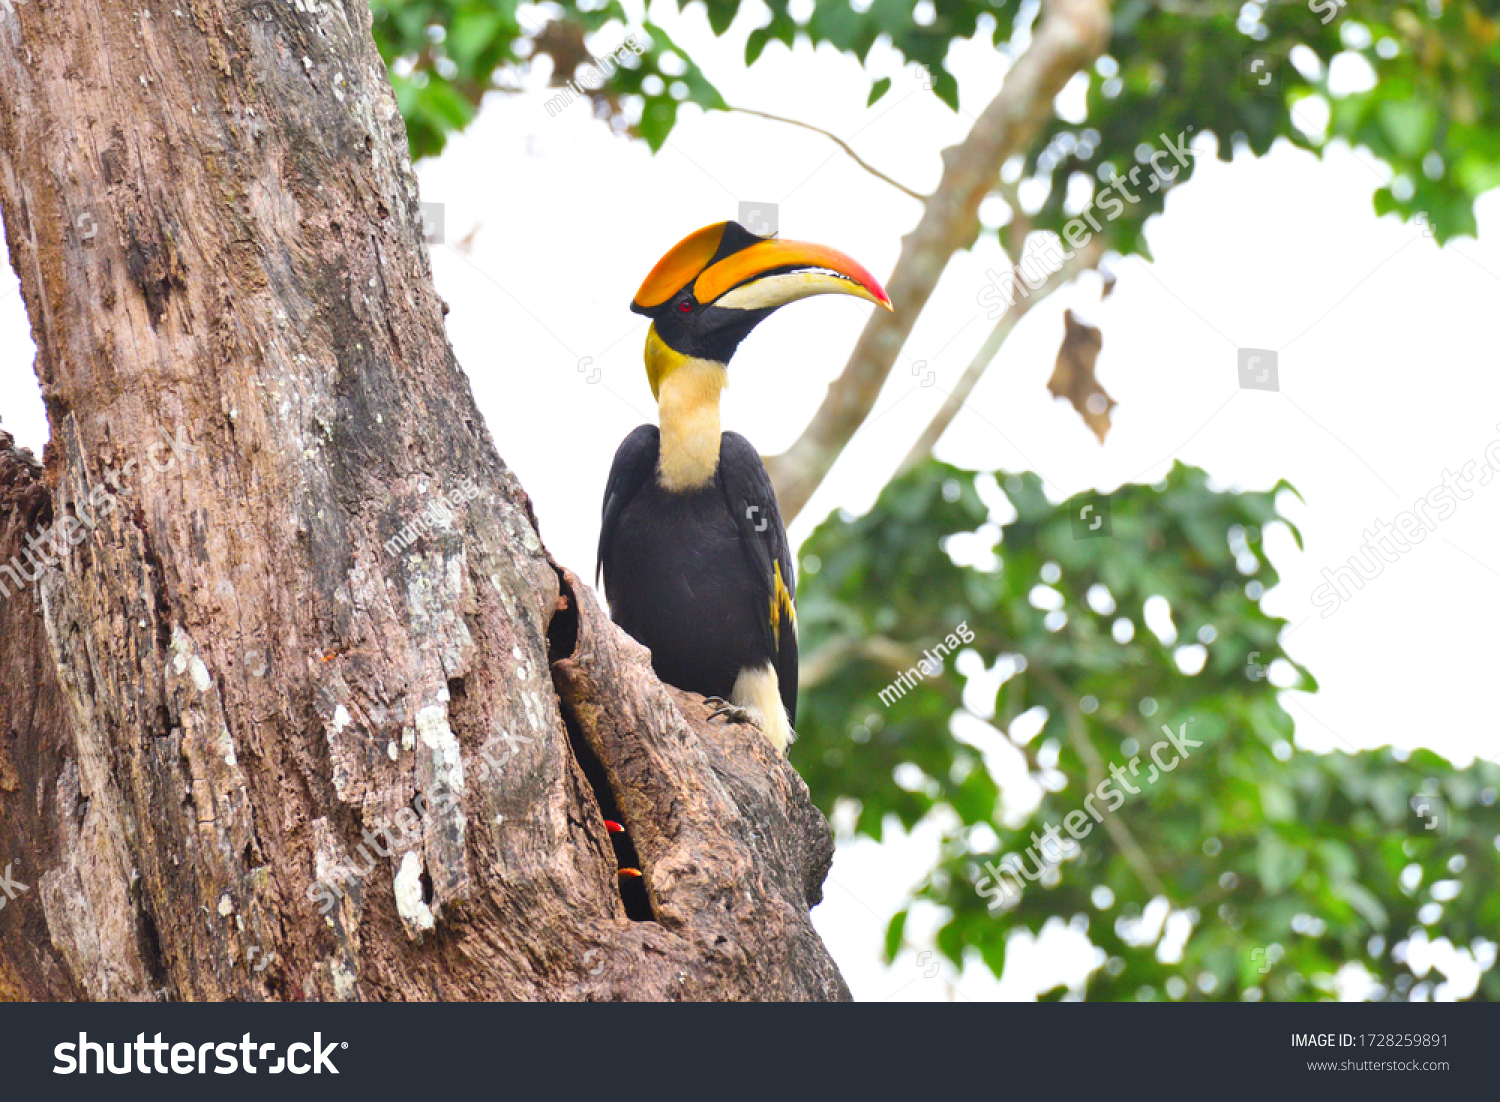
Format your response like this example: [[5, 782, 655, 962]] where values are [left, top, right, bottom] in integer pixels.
[[604, 820, 625, 834], [618, 867, 643, 878]]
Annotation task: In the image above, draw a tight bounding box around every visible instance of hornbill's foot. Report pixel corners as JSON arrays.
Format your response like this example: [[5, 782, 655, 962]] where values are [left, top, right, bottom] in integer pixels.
[[703, 696, 757, 726]]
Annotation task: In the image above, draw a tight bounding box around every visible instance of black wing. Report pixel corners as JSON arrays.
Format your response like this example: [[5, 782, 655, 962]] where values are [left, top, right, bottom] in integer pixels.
[[718, 431, 798, 722], [597, 425, 660, 588]]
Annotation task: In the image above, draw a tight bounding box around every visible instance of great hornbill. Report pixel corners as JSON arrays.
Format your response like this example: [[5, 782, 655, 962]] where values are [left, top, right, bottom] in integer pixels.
[[596, 221, 891, 754]]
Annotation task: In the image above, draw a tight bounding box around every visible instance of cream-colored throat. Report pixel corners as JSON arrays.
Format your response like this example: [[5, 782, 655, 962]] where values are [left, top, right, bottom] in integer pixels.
[[655, 356, 728, 492]]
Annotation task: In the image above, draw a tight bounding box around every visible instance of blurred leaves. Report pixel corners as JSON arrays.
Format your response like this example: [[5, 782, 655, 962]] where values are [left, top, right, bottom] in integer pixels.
[[794, 459, 1500, 1001], [376, 1, 1500, 246], [1015, 0, 1500, 249], [370, 0, 724, 158]]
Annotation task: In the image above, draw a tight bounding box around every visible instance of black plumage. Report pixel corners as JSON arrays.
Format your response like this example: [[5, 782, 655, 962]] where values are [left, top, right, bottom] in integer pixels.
[[597, 426, 797, 723]]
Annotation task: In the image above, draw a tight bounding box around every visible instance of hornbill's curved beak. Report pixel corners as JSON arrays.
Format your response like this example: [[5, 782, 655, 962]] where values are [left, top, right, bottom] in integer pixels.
[[631, 221, 892, 317], [699, 237, 892, 311]]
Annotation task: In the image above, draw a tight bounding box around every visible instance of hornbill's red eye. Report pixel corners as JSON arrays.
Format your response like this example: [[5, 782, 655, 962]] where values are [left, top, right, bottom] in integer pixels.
[[677, 299, 693, 313]]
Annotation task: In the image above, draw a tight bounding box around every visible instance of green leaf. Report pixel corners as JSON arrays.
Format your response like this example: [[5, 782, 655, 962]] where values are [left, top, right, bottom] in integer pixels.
[[745, 27, 771, 66], [884, 909, 908, 963], [1335, 881, 1389, 930], [638, 100, 677, 153], [931, 67, 959, 112], [1378, 101, 1435, 160], [704, 0, 738, 36]]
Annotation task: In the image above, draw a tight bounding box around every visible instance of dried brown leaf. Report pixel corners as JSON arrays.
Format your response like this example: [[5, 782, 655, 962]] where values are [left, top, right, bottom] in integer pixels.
[[1046, 308, 1114, 443]]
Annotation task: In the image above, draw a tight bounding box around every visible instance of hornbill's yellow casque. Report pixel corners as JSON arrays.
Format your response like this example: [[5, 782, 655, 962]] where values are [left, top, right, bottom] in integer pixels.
[[597, 221, 891, 754]]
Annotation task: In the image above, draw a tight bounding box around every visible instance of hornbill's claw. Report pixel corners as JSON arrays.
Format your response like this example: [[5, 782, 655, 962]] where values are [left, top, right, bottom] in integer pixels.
[[703, 696, 756, 726]]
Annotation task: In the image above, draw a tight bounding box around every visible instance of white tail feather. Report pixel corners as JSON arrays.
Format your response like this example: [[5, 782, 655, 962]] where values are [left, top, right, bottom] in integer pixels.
[[732, 663, 794, 754]]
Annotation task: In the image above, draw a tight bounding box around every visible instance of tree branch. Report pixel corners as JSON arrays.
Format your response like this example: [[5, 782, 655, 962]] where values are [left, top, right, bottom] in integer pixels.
[[728, 105, 929, 202], [1032, 667, 1169, 900], [764, 0, 1113, 521], [897, 237, 1104, 476], [0, 0, 846, 1002], [798, 634, 925, 692]]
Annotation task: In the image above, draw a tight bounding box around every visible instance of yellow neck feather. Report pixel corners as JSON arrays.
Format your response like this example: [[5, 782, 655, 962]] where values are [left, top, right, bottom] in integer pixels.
[[646, 325, 726, 492]]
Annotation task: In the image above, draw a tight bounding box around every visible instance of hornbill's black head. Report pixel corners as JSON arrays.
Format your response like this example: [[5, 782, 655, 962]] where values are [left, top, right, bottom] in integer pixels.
[[630, 221, 891, 398]]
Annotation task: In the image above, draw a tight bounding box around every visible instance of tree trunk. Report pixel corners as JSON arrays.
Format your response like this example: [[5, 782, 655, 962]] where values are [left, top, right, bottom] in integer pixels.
[[0, 0, 845, 1002]]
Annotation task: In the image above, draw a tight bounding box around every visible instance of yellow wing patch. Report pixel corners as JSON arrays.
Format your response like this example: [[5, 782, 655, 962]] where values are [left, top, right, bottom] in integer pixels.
[[770, 560, 797, 648]]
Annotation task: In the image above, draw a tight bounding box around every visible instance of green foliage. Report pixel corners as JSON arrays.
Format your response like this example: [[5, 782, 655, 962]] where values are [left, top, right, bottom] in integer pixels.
[[739, 0, 1003, 109], [366, 0, 1500, 246], [1021, 0, 1500, 253], [705, 0, 1500, 246], [794, 460, 1500, 1000], [375, 1, 1500, 241], [630, 20, 728, 151], [370, 0, 723, 158]]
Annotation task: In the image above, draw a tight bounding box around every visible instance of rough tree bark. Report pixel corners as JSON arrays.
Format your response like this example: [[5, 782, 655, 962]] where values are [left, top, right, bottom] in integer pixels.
[[0, 0, 845, 1001]]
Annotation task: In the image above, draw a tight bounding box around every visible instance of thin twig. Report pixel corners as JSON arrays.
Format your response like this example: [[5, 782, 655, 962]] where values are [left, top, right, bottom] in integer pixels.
[[897, 236, 1103, 475], [728, 105, 929, 202], [997, 180, 1031, 258], [798, 634, 925, 692], [1033, 666, 1170, 900]]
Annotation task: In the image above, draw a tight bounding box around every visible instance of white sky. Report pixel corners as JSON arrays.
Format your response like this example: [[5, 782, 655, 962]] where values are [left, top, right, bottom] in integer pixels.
[[2, 1, 1496, 1001]]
